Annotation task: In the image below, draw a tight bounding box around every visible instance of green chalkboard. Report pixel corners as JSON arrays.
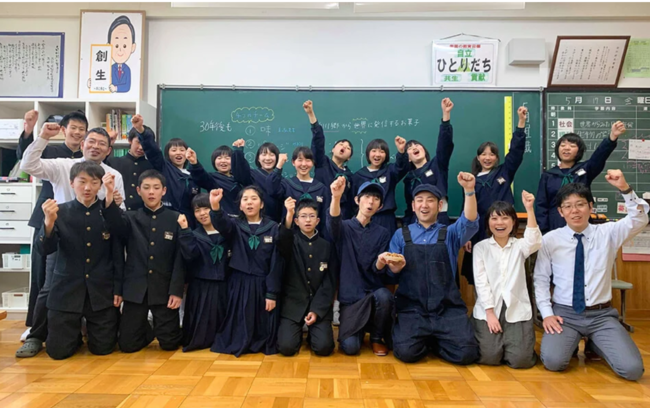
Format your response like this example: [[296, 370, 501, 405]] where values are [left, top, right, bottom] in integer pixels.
[[158, 88, 542, 216], [546, 91, 650, 220]]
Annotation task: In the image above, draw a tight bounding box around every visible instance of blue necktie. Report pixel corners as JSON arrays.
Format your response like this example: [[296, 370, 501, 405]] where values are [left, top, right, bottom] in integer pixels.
[[573, 233, 586, 314]]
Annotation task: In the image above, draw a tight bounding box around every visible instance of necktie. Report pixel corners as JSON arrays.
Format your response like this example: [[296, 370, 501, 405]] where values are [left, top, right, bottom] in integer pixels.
[[118, 65, 123, 79], [572, 233, 586, 313]]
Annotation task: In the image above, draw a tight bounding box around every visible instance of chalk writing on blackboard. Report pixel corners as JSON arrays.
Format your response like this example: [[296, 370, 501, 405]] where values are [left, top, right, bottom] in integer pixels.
[[199, 121, 233, 133], [231, 107, 275, 124]]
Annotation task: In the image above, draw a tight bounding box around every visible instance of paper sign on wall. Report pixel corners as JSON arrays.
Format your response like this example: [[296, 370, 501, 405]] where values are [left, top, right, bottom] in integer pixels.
[[432, 38, 499, 87], [628, 139, 650, 160]]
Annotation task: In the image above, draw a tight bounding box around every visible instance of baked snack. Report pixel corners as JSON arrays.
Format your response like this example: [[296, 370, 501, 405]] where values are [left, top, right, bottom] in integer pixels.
[[384, 252, 404, 263]]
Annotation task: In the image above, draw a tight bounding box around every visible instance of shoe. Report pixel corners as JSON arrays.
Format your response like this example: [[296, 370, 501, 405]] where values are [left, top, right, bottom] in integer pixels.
[[16, 338, 43, 358], [372, 342, 388, 356]]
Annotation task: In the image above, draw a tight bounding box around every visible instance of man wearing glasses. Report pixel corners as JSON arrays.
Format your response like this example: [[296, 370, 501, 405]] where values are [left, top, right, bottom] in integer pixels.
[[16, 122, 126, 358], [534, 171, 648, 380]]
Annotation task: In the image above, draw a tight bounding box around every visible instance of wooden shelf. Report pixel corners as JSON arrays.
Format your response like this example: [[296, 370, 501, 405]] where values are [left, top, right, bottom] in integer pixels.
[[0, 268, 29, 273]]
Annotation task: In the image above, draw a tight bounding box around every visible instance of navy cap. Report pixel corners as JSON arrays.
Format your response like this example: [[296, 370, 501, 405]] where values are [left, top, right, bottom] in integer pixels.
[[412, 184, 443, 199], [357, 181, 385, 197]]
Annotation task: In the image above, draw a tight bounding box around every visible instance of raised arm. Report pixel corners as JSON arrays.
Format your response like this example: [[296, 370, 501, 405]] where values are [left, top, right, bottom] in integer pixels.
[[132, 115, 164, 172], [534, 174, 550, 233], [209, 189, 237, 240], [264, 154, 288, 200], [186, 148, 218, 191], [327, 176, 346, 240], [177, 215, 200, 262], [102, 173, 131, 239], [602, 170, 650, 248], [520, 190, 542, 257], [437, 98, 455, 172], [17, 110, 38, 160], [458, 172, 478, 222], [585, 121, 622, 183], [392, 136, 410, 181], [503, 106, 528, 181], [20, 123, 64, 181], [231, 139, 253, 187], [306, 101, 327, 169]]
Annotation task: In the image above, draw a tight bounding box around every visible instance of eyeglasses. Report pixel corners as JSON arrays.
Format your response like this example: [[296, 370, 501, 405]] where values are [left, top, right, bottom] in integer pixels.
[[560, 201, 589, 211], [85, 139, 108, 148], [298, 214, 317, 220]]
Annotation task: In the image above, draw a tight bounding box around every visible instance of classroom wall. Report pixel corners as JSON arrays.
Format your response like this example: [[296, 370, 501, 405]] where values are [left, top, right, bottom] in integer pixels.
[[2, 9, 650, 318]]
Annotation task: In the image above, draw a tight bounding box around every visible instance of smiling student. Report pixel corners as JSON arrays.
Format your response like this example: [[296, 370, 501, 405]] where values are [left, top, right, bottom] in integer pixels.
[[471, 191, 541, 368], [535, 121, 624, 233]]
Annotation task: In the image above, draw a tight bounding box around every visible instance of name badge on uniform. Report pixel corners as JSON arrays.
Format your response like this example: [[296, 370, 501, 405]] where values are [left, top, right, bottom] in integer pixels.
[[320, 262, 328, 271], [425, 170, 434, 177], [576, 169, 586, 176], [264, 236, 273, 244], [497, 177, 506, 185], [227, 250, 232, 258], [164, 231, 174, 240], [316, 196, 323, 203], [192, 187, 199, 195], [379, 176, 387, 183], [347, 181, 351, 188], [102, 232, 111, 240]]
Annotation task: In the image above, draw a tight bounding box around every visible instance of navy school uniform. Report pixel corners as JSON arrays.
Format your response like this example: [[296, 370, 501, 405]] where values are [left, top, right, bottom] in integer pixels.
[[210, 209, 283, 356], [267, 171, 332, 241], [188, 161, 242, 217], [136, 126, 199, 229], [403, 120, 454, 226], [17, 131, 83, 327], [276, 224, 337, 356], [109, 153, 154, 211], [37, 199, 123, 360], [178, 226, 230, 352], [389, 215, 479, 364], [311, 121, 355, 219], [328, 214, 393, 354], [231, 147, 282, 222], [351, 152, 409, 237], [460, 127, 526, 285], [103, 202, 185, 352], [535, 136, 617, 233]]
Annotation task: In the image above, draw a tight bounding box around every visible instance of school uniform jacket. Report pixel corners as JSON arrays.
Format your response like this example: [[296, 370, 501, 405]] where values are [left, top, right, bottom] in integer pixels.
[[403, 120, 454, 221], [351, 152, 409, 216], [188, 161, 241, 216], [103, 202, 185, 306], [179, 227, 230, 282], [267, 171, 331, 240], [211, 209, 283, 300], [277, 225, 336, 323], [136, 126, 199, 226], [109, 153, 153, 211], [535, 136, 617, 233], [37, 199, 124, 313], [472, 127, 527, 241], [230, 147, 282, 222], [17, 131, 83, 229], [311, 122, 354, 218]]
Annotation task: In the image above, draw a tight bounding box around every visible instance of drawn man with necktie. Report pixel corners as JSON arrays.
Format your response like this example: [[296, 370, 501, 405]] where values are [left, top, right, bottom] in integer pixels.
[[107, 15, 136, 93]]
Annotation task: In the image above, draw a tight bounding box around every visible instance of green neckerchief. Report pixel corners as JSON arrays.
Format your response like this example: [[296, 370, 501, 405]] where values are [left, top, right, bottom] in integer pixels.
[[210, 244, 224, 263], [238, 220, 275, 250]]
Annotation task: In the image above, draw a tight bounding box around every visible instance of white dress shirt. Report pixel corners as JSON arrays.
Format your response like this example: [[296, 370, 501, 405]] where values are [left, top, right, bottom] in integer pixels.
[[534, 191, 649, 319], [20, 136, 126, 209], [473, 227, 542, 323]]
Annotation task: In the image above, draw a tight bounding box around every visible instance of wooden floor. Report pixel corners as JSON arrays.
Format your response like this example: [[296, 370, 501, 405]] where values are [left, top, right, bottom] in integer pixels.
[[0, 319, 648, 408]]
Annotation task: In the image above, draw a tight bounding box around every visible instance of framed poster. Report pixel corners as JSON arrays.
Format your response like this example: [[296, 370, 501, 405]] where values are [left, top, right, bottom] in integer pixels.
[[548, 36, 630, 88], [0, 32, 64, 98], [78, 10, 145, 100], [432, 38, 499, 87]]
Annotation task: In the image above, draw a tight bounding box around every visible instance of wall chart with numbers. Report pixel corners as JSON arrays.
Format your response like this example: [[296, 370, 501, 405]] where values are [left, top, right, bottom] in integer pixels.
[[546, 91, 650, 220]]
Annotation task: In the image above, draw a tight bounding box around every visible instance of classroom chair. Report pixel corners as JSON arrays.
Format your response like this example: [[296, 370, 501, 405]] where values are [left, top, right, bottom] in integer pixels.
[[611, 258, 634, 333]]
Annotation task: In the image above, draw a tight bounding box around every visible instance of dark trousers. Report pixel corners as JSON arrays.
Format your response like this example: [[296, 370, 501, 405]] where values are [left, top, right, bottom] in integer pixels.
[[46, 295, 119, 360], [393, 309, 478, 365], [26, 252, 57, 342], [119, 297, 182, 353], [339, 288, 394, 355], [277, 316, 334, 357]]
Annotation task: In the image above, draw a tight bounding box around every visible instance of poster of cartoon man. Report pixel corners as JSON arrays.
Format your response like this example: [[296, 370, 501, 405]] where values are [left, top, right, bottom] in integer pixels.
[[108, 15, 136, 93], [79, 11, 144, 99]]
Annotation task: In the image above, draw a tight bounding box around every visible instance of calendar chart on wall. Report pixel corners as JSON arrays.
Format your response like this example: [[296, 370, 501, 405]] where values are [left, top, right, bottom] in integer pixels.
[[546, 91, 650, 220]]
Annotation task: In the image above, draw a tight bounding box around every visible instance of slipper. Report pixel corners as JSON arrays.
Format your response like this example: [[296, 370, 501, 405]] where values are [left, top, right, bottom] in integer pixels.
[[16, 338, 43, 358]]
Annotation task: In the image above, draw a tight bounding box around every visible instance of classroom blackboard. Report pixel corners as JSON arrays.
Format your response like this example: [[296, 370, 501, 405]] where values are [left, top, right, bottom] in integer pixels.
[[546, 91, 650, 220], [158, 87, 543, 216]]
